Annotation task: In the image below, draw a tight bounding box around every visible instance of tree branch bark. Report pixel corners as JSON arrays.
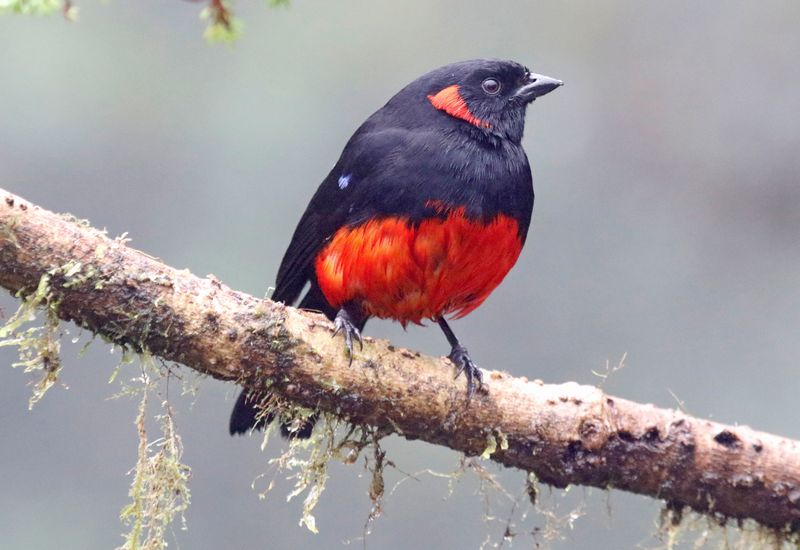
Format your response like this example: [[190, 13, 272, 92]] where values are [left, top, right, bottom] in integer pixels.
[[1, 187, 799, 533]]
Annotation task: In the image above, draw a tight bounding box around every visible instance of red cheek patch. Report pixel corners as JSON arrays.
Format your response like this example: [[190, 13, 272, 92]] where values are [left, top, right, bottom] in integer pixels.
[[427, 85, 491, 129]]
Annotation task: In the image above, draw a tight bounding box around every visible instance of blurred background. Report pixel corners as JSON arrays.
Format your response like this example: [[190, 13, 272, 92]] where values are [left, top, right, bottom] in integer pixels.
[[1, 1, 799, 548]]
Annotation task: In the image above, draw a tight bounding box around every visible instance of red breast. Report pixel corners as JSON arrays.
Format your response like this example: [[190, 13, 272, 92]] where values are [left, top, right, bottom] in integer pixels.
[[315, 206, 523, 325]]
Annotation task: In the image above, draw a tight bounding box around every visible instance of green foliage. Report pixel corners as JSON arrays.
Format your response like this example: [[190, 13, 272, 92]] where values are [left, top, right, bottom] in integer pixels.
[[1, 0, 290, 41], [0, 0, 61, 15], [200, 0, 242, 44], [200, 0, 288, 43]]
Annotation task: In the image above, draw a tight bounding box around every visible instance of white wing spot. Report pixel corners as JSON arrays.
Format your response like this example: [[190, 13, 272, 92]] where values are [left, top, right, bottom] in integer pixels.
[[338, 174, 351, 190]]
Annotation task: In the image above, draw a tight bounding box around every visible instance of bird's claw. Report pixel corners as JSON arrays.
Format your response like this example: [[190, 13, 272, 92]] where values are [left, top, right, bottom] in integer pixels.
[[449, 344, 483, 400], [333, 310, 362, 366]]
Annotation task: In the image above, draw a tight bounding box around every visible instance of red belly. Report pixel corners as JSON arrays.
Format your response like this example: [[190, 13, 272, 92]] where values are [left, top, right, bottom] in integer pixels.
[[315, 207, 523, 324]]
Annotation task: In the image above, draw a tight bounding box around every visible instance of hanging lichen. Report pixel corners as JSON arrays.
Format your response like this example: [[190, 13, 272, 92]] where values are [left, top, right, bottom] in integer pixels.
[[0, 267, 64, 408], [118, 359, 192, 550]]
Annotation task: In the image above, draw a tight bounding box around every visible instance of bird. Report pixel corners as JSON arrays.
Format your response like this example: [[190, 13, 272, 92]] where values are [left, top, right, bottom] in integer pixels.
[[230, 58, 561, 438]]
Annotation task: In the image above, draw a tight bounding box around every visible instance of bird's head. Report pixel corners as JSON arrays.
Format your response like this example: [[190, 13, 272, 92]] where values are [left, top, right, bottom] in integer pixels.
[[387, 59, 562, 144]]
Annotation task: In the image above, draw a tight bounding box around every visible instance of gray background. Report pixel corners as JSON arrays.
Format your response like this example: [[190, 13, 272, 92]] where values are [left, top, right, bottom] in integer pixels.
[[1, 1, 799, 548]]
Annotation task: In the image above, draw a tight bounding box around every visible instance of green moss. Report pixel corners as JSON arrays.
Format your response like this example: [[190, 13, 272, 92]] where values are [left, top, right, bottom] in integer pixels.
[[118, 356, 192, 550], [479, 429, 508, 460], [59, 212, 93, 229], [257, 415, 378, 534], [132, 272, 173, 287], [1, 259, 117, 408], [252, 302, 270, 319], [62, 263, 99, 289], [480, 433, 498, 459], [0, 269, 63, 408], [0, 214, 21, 248]]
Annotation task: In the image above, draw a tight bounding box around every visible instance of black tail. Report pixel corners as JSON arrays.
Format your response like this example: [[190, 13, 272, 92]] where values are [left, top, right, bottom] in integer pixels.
[[229, 390, 317, 438], [229, 282, 341, 439], [229, 389, 272, 435]]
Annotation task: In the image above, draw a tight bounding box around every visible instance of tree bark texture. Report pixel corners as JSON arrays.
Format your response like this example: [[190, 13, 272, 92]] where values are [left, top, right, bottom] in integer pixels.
[[1, 187, 799, 533]]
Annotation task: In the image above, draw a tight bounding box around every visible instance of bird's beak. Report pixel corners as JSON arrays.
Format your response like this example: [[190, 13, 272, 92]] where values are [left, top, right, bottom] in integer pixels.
[[514, 72, 563, 102]]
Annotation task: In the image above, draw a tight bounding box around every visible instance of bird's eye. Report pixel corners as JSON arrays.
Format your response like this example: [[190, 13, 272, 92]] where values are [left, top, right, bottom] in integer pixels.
[[481, 78, 501, 95]]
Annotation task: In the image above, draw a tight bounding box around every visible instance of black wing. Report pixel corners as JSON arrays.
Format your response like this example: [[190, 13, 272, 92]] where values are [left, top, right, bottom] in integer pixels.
[[272, 126, 414, 307]]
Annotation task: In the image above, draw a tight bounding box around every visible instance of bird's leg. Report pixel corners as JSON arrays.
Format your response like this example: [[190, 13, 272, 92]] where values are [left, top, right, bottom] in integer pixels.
[[333, 305, 364, 365], [438, 318, 483, 399]]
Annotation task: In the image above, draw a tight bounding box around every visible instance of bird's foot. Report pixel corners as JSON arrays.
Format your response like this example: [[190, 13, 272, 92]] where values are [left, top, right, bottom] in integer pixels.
[[449, 344, 483, 400], [333, 308, 363, 365]]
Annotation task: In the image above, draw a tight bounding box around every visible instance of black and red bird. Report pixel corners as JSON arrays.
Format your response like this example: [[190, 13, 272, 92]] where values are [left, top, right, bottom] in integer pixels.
[[230, 59, 561, 437]]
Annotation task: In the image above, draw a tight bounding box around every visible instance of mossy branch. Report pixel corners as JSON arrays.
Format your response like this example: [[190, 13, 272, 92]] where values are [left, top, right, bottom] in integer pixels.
[[2, 187, 800, 535]]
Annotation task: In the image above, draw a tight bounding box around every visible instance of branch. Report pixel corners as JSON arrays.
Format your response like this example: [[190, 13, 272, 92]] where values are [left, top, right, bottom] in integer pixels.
[[1, 187, 799, 533]]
